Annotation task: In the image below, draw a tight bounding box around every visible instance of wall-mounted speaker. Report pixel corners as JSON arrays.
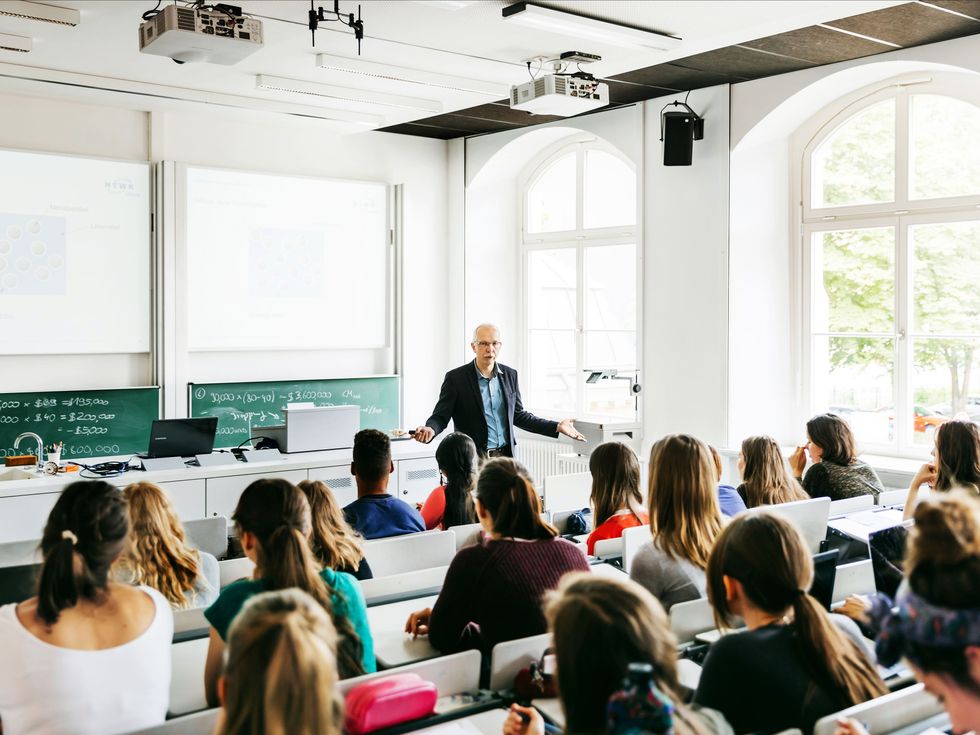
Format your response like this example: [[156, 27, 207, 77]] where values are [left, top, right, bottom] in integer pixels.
[[663, 111, 698, 166]]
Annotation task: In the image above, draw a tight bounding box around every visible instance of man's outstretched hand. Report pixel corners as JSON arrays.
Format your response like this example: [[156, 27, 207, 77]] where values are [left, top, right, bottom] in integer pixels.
[[557, 419, 586, 441]]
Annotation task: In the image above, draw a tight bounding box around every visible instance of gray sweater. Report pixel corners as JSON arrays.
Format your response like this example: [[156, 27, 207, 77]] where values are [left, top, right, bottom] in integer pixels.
[[629, 540, 706, 612]]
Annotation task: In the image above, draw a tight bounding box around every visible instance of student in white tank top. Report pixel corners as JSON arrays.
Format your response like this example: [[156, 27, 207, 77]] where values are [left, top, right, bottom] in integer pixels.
[[0, 481, 173, 735]]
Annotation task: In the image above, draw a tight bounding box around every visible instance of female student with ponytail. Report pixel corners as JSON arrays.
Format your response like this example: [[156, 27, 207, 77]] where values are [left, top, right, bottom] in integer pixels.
[[418, 431, 480, 530], [0, 481, 173, 735], [405, 457, 589, 653], [203, 478, 374, 706], [694, 512, 886, 735]]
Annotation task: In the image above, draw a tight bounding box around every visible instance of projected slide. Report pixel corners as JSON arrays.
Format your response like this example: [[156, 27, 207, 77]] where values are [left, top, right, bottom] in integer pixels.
[[0, 150, 150, 354], [184, 166, 388, 350]]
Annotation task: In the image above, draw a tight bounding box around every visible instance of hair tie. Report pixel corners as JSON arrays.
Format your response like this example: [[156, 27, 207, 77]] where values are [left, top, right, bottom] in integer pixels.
[[796, 588, 807, 597], [61, 529, 78, 546], [607, 678, 675, 735]]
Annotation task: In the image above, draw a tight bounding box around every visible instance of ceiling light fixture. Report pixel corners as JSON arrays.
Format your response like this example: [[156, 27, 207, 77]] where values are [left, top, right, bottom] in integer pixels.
[[0, 1, 79, 26], [0, 31, 31, 52], [501, 2, 680, 52], [315, 54, 508, 97], [256, 74, 442, 113]]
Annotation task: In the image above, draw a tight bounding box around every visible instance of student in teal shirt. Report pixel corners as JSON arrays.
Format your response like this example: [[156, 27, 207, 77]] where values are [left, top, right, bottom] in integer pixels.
[[203, 478, 375, 706]]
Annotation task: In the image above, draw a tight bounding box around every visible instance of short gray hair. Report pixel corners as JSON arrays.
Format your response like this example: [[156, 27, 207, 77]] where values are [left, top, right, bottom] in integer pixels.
[[471, 323, 500, 343]]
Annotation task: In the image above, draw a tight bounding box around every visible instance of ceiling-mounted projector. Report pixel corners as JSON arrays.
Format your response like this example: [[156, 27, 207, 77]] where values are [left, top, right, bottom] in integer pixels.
[[138, 4, 263, 65], [510, 73, 609, 117]]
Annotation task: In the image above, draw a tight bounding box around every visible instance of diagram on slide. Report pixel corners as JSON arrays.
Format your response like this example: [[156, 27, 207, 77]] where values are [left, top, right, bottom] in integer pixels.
[[0, 213, 67, 295]]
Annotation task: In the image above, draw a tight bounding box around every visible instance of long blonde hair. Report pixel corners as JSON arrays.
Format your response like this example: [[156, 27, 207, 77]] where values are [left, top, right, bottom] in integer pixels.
[[297, 480, 365, 572], [589, 442, 644, 528], [117, 481, 201, 608], [221, 589, 343, 735], [647, 435, 723, 569], [740, 435, 808, 508]]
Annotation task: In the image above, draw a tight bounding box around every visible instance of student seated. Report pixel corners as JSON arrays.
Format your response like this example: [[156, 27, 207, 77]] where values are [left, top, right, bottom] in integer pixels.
[[343, 429, 425, 539], [630, 434, 724, 612], [709, 445, 747, 517], [405, 458, 589, 653], [298, 479, 373, 580], [504, 573, 732, 735], [790, 413, 884, 502], [837, 492, 980, 735], [112, 480, 220, 609], [903, 419, 980, 519], [0, 480, 173, 735], [736, 435, 808, 508], [213, 589, 342, 735], [204, 478, 374, 706], [419, 431, 479, 530], [586, 441, 647, 556], [693, 511, 886, 735]]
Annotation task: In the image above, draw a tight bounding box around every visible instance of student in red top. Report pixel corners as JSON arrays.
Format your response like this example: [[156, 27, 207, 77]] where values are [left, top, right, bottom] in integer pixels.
[[419, 432, 480, 530], [586, 442, 648, 556]]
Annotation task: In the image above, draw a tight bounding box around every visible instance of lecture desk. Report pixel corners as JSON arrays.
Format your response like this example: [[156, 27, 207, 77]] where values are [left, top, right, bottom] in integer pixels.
[[411, 707, 510, 735], [828, 506, 905, 542], [368, 593, 440, 668]]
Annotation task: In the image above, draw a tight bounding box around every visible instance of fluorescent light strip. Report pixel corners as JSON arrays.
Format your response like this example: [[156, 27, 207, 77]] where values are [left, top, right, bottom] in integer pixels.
[[316, 54, 508, 97], [0, 32, 31, 52], [412, 1, 477, 8], [501, 2, 680, 51], [818, 23, 900, 48], [0, 1, 79, 26], [256, 74, 442, 113]]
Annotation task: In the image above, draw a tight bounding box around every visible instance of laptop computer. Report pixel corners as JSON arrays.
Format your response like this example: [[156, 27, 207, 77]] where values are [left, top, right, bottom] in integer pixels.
[[809, 549, 840, 611], [868, 520, 913, 598], [145, 417, 218, 459]]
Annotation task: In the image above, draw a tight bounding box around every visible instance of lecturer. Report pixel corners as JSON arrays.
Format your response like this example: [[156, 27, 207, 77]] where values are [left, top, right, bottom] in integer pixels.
[[413, 324, 585, 458]]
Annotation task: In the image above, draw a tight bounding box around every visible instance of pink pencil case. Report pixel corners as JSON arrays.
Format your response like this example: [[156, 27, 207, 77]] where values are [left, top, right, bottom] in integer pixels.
[[344, 673, 439, 734]]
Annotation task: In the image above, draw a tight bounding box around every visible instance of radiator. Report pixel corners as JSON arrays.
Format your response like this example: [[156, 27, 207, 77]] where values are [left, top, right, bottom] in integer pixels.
[[517, 436, 589, 486]]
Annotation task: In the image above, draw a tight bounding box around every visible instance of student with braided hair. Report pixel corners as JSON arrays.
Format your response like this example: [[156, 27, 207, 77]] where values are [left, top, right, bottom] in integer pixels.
[[405, 458, 589, 653], [203, 477, 374, 706], [0, 480, 172, 735]]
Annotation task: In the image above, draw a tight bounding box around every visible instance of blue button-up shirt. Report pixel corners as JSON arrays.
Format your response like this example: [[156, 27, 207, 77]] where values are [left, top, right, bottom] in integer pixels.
[[474, 361, 509, 450]]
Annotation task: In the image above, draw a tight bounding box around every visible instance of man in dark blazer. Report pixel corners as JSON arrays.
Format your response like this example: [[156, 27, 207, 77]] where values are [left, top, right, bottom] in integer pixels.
[[413, 324, 584, 458]]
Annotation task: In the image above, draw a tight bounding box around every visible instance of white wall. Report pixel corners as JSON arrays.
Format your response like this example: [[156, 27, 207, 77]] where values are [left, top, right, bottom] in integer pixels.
[[0, 86, 450, 429]]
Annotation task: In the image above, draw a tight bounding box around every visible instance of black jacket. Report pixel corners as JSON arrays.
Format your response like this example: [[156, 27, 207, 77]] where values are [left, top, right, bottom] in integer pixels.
[[424, 360, 558, 457]]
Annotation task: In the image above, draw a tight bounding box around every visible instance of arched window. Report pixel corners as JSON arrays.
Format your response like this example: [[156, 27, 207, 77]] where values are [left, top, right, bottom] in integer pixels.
[[802, 77, 980, 455], [521, 141, 639, 418]]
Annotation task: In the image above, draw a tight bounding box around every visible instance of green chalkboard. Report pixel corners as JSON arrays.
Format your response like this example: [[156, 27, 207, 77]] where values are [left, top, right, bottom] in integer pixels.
[[0, 387, 160, 460], [188, 377, 400, 447]]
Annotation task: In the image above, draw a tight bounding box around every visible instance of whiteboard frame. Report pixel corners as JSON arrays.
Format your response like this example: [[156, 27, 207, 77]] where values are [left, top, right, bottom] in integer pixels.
[[175, 162, 394, 353]]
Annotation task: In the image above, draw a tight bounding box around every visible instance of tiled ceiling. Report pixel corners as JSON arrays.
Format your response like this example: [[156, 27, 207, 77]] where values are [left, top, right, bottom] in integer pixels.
[[381, 0, 980, 139]]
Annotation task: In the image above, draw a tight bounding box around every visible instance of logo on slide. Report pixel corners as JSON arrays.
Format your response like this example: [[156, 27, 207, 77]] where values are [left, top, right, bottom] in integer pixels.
[[0, 213, 67, 296]]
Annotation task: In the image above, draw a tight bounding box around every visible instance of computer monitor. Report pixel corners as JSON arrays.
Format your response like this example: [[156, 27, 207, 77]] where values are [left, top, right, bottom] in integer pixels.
[[145, 417, 218, 458], [868, 520, 913, 598], [809, 549, 840, 611]]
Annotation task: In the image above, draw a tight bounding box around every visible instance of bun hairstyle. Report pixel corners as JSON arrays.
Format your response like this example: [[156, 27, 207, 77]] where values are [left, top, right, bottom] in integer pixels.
[[475, 458, 557, 540], [707, 513, 887, 706], [589, 442, 644, 528], [233, 478, 364, 678], [934, 421, 980, 494], [37, 480, 129, 626], [434, 432, 479, 529], [740, 435, 808, 508], [297, 480, 366, 573], [221, 589, 343, 735], [805, 414, 858, 466], [907, 492, 980, 611]]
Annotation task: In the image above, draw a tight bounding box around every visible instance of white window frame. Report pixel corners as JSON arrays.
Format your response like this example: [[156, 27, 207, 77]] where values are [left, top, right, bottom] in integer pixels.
[[518, 137, 641, 419], [798, 73, 980, 458]]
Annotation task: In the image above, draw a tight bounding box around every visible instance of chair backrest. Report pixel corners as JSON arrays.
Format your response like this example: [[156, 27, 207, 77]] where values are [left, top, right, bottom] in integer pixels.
[[832, 559, 876, 603], [337, 649, 482, 697], [668, 597, 716, 644], [218, 556, 255, 589], [0, 538, 42, 568], [622, 524, 650, 573], [172, 606, 209, 638], [829, 495, 875, 516], [124, 708, 220, 735], [812, 683, 944, 735], [360, 565, 448, 606], [168, 637, 210, 717], [362, 530, 455, 578], [489, 632, 552, 691], [592, 537, 622, 561], [448, 522, 483, 551], [183, 516, 228, 559], [0, 562, 41, 606], [877, 488, 907, 507], [746, 497, 831, 554], [543, 472, 592, 513]]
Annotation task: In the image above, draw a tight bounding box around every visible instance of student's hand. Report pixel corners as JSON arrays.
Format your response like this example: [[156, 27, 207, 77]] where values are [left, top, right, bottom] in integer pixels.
[[834, 717, 870, 735], [557, 419, 586, 441], [837, 594, 871, 623], [503, 704, 544, 735], [405, 607, 432, 638], [789, 446, 808, 477], [414, 426, 435, 444], [912, 462, 937, 489]]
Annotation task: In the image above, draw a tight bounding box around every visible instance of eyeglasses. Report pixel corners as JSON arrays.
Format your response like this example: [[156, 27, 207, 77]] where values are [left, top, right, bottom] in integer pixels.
[[474, 341, 502, 348]]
